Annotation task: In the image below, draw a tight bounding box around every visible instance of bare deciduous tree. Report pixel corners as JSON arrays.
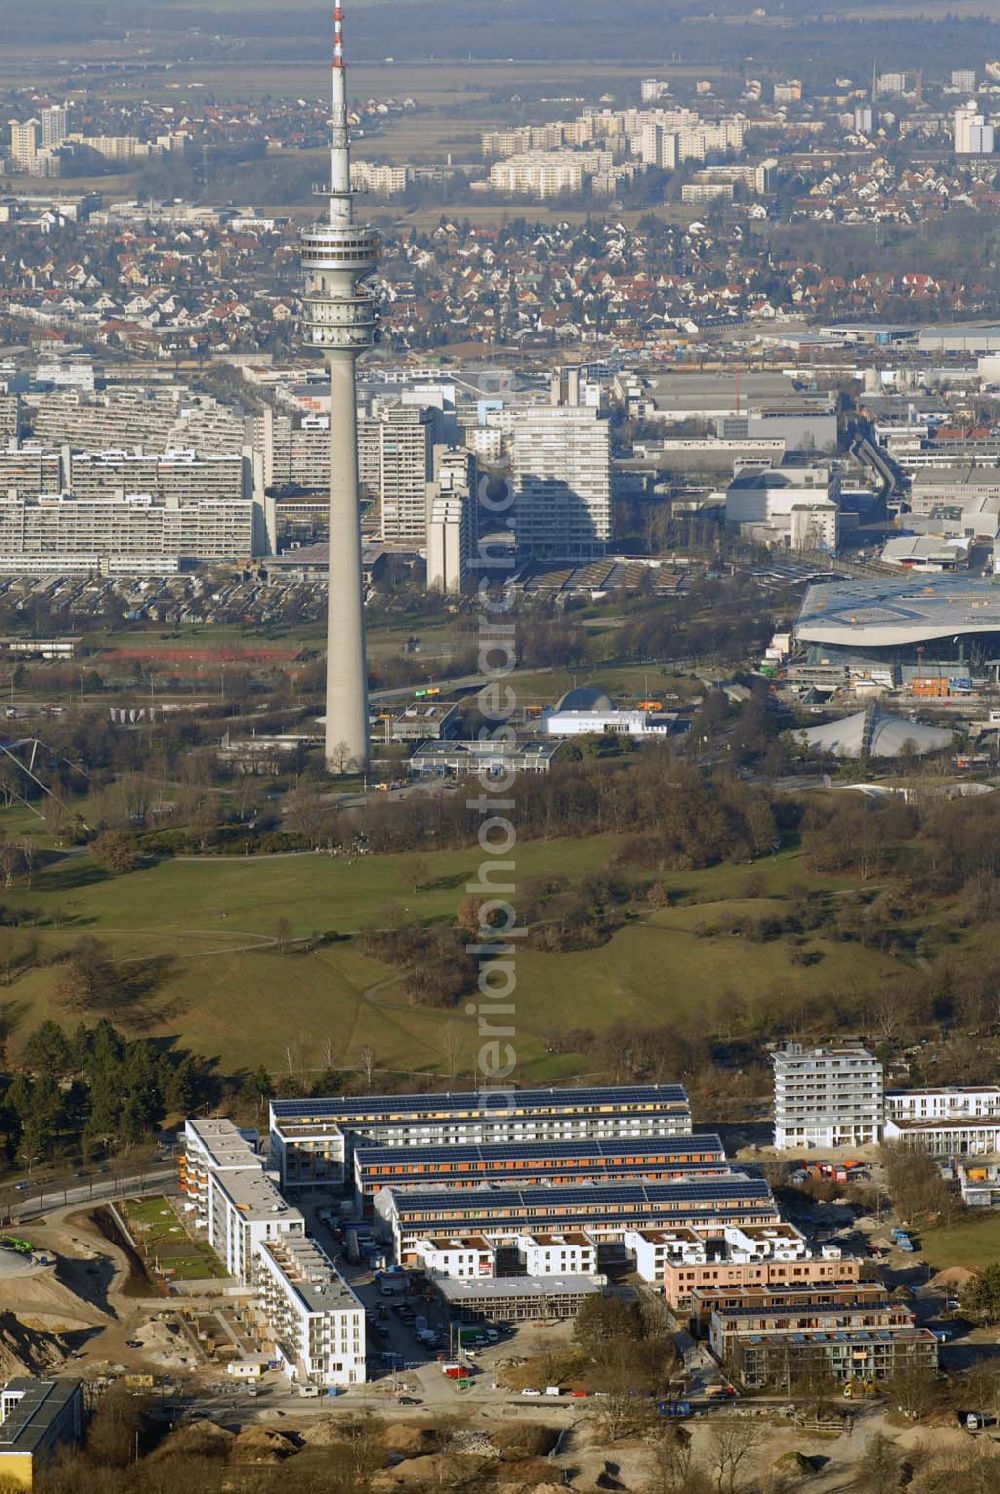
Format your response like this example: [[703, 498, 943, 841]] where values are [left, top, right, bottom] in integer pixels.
[[358, 1043, 377, 1089], [706, 1418, 762, 1494]]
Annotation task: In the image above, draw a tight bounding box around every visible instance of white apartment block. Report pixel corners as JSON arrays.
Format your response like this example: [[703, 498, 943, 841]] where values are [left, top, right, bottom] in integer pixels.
[[681, 182, 733, 204], [625, 1222, 808, 1283], [426, 494, 471, 593], [40, 106, 69, 149], [181, 1119, 305, 1285], [516, 1232, 597, 1277], [886, 1086, 1000, 1123], [512, 405, 611, 560], [255, 1236, 365, 1388], [955, 103, 995, 155], [463, 425, 504, 464], [772, 1043, 884, 1149], [0, 493, 260, 565], [625, 1229, 710, 1281], [489, 152, 586, 199], [413, 1236, 494, 1279], [358, 403, 432, 548], [351, 161, 410, 195]]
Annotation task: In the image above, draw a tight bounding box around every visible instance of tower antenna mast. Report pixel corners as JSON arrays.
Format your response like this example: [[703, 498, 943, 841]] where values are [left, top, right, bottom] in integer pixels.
[[300, 4, 378, 771]]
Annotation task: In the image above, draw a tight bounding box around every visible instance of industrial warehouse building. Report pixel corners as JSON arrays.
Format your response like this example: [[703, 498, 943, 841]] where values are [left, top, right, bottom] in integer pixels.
[[270, 1084, 694, 1188]]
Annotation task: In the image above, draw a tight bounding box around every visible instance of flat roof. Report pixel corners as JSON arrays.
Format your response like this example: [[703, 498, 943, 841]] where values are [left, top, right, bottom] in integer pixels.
[[692, 1280, 877, 1299], [434, 1273, 605, 1301], [886, 1086, 1000, 1096], [355, 1135, 724, 1171], [273, 1084, 690, 1125], [521, 1232, 594, 1247], [216, 1167, 303, 1226], [258, 1237, 360, 1316], [0, 1379, 80, 1454], [713, 1302, 906, 1323], [795, 576, 1000, 649], [186, 1118, 259, 1171]]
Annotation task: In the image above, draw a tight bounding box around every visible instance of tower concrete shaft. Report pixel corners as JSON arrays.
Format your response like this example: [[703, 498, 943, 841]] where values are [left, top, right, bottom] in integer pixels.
[[300, 3, 378, 771]]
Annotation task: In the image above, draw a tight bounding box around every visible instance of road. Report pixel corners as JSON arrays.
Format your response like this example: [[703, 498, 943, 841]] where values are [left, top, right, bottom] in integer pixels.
[[8, 1164, 179, 1224]]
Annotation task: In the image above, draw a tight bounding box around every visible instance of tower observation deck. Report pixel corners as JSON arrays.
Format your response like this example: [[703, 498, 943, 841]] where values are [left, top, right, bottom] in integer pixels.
[[300, 3, 377, 771]]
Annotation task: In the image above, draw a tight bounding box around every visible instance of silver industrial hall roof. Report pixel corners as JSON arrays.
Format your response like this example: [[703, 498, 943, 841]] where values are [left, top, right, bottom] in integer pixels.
[[795, 576, 1000, 650]]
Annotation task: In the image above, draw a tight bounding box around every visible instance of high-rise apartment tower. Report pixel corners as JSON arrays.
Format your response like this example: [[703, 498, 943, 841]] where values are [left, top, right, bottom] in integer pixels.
[[300, 4, 377, 770]]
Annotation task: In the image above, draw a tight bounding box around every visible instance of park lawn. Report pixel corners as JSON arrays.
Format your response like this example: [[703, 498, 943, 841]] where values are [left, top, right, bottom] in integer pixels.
[[16, 833, 622, 937], [922, 1217, 1000, 1274], [0, 836, 917, 1079]]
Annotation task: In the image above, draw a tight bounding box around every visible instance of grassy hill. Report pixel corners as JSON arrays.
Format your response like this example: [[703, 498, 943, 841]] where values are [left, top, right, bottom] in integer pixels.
[[0, 839, 912, 1082]]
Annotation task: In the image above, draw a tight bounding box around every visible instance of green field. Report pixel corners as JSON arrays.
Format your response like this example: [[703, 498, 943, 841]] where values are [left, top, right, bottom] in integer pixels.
[[0, 834, 912, 1081], [922, 1218, 1000, 1274], [123, 1195, 227, 1281]]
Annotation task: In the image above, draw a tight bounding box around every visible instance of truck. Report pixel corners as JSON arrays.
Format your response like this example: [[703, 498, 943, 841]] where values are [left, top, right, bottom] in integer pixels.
[[442, 1362, 463, 1380], [457, 1326, 480, 1347], [658, 1401, 693, 1418], [414, 1315, 428, 1335]]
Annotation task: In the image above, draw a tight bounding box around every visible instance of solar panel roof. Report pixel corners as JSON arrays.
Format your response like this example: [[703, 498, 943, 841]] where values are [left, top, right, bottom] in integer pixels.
[[272, 1083, 689, 1121], [355, 1134, 725, 1168], [389, 1177, 771, 1210]]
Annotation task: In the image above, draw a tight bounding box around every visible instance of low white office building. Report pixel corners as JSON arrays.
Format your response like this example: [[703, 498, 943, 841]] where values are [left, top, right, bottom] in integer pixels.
[[725, 462, 841, 552], [255, 1235, 366, 1388], [413, 1236, 495, 1280], [541, 685, 674, 738], [625, 1221, 808, 1283], [515, 1232, 597, 1277], [884, 1087, 1000, 1156]]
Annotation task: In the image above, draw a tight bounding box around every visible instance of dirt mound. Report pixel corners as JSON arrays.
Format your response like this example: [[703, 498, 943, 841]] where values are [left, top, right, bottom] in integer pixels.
[[497, 1457, 558, 1484], [774, 1450, 816, 1475], [231, 1427, 296, 1463], [372, 1454, 492, 1488], [382, 1423, 436, 1458], [929, 1266, 974, 1288], [148, 1420, 234, 1461], [301, 1417, 349, 1447]]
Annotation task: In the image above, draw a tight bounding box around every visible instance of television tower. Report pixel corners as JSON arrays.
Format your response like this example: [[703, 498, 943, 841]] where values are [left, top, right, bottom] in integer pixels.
[[301, 3, 377, 770]]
